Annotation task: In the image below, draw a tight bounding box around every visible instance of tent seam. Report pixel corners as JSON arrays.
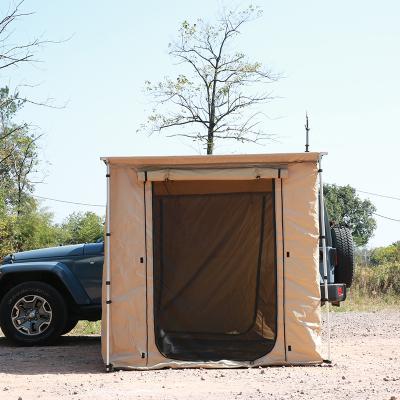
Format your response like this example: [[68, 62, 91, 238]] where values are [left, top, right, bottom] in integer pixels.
[[280, 179, 288, 362]]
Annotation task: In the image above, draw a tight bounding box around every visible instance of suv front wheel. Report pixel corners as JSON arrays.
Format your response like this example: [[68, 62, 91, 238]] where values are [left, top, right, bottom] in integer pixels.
[[0, 281, 67, 346]]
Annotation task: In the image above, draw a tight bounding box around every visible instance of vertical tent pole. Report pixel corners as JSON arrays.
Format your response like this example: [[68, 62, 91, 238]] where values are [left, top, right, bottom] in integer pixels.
[[318, 155, 331, 361], [105, 161, 112, 371]]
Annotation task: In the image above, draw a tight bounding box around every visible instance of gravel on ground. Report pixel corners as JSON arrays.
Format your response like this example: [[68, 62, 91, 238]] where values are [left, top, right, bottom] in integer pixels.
[[0, 311, 399, 400]]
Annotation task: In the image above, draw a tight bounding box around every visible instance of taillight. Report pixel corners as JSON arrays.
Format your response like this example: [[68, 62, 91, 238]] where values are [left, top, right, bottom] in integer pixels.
[[337, 286, 344, 297]]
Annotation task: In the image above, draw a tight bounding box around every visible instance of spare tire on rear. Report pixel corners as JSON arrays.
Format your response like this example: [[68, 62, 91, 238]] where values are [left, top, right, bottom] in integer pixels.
[[331, 226, 355, 287]]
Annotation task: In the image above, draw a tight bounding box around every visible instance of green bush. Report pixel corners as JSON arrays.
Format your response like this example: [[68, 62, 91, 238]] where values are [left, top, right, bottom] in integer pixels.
[[370, 242, 400, 266]]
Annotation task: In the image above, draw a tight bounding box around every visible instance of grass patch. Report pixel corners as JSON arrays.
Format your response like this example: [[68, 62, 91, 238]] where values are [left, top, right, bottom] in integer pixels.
[[331, 290, 400, 312], [70, 320, 101, 336], [354, 262, 400, 294], [332, 262, 400, 312]]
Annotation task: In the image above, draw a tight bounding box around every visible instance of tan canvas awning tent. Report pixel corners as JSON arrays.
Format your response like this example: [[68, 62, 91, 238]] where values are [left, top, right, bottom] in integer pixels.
[[100, 152, 327, 370]]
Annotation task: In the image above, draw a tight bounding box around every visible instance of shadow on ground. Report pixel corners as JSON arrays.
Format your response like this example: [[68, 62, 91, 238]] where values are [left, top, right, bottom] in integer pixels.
[[0, 335, 104, 374]]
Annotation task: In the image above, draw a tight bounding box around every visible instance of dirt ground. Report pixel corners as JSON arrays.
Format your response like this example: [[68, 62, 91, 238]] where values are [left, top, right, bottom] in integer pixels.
[[0, 311, 399, 400]]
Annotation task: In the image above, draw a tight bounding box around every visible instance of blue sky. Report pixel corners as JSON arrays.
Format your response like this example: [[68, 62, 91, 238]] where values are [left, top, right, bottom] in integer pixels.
[[2, 0, 399, 247]]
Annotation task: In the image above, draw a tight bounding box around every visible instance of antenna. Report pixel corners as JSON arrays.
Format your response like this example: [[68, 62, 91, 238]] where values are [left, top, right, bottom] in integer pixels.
[[305, 112, 310, 152]]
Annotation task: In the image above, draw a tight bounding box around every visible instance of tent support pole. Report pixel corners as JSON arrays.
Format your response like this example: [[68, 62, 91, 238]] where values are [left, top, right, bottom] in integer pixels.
[[105, 161, 112, 372], [318, 155, 331, 362]]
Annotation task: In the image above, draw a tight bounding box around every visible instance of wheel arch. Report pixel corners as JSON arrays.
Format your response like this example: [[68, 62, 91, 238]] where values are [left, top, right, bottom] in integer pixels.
[[0, 263, 91, 308]]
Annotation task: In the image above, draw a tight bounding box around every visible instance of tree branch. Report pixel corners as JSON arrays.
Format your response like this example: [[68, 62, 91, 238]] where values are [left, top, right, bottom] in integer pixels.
[[140, 5, 279, 153]]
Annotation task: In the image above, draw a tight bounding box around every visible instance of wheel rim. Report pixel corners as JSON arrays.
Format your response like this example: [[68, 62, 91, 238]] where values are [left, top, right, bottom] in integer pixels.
[[11, 295, 53, 336]]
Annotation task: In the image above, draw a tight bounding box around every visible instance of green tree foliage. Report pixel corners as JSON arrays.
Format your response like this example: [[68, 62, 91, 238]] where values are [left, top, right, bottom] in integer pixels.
[[59, 212, 104, 245], [0, 86, 62, 257], [370, 241, 400, 266], [141, 5, 278, 154], [0, 189, 13, 256], [324, 184, 376, 247], [0, 192, 63, 258], [1, 90, 39, 218], [0, 88, 104, 257], [1, 5, 90, 258], [0, 87, 28, 166]]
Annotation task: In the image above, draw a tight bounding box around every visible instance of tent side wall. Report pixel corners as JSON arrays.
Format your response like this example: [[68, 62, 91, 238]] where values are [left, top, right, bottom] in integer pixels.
[[102, 156, 323, 369], [101, 165, 148, 368], [279, 161, 322, 364]]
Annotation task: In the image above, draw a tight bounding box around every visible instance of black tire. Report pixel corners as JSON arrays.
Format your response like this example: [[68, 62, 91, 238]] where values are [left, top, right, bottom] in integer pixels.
[[0, 281, 67, 346], [61, 318, 79, 335], [331, 226, 355, 287]]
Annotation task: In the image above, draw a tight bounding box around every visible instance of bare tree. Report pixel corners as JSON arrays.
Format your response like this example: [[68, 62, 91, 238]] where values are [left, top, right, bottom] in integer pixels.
[[0, 1, 39, 70], [0, 1, 63, 167], [0, 0, 62, 102], [140, 6, 279, 154]]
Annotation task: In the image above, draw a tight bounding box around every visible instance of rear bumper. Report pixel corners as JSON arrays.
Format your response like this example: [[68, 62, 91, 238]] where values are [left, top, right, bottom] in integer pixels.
[[320, 283, 346, 303]]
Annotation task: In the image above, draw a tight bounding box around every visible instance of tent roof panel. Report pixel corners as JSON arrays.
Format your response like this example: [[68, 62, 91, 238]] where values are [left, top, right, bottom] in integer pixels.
[[101, 152, 325, 168]]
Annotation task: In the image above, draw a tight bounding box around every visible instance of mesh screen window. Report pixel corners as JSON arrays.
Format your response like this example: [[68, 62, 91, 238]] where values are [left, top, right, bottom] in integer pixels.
[[152, 180, 277, 361]]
